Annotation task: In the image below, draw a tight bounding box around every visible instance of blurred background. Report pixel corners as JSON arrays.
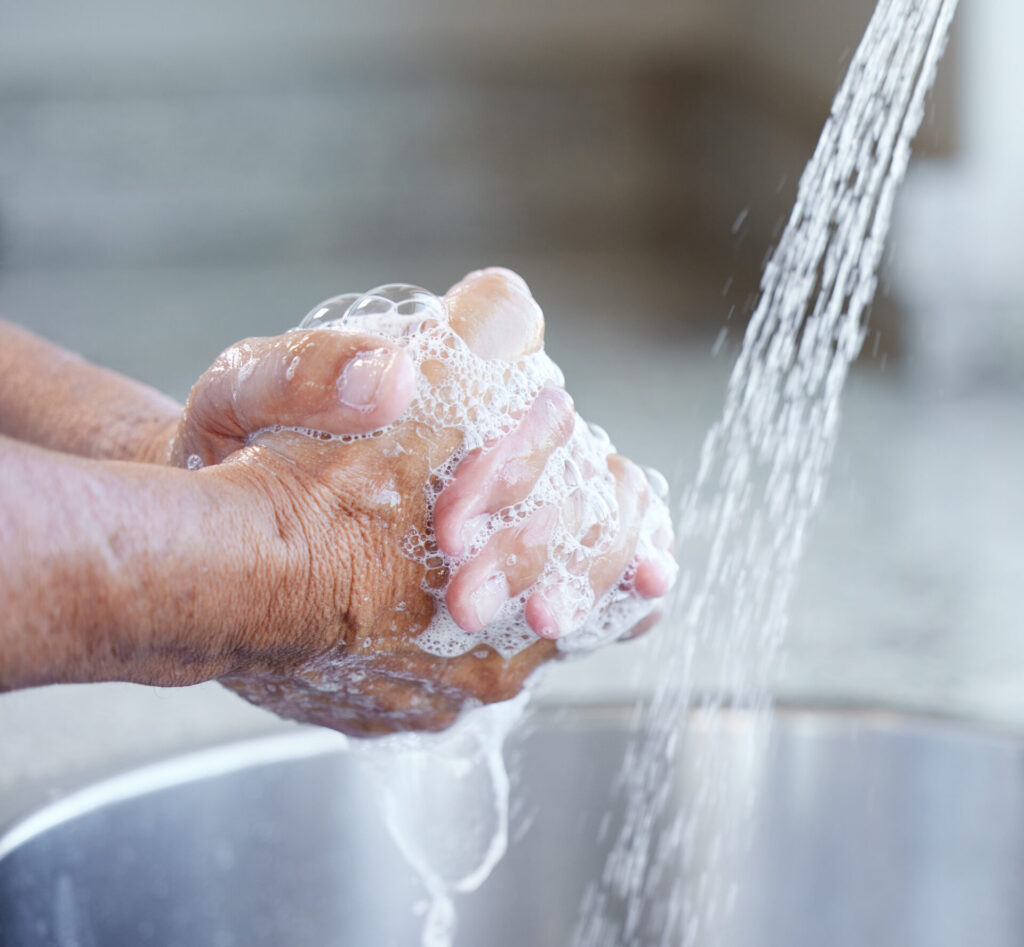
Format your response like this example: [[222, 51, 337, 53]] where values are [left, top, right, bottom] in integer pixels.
[[1, 0, 1022, 811]]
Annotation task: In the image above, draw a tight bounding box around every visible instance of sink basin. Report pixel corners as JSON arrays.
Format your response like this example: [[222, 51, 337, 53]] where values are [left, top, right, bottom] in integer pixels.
[[2, 706, 1022, 946]]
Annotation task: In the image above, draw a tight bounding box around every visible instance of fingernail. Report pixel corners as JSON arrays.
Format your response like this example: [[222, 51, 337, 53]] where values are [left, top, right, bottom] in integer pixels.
[[525, 594, 563, 640], [338, 348, 400, 412], [536, 620, 561, 640], [470, 572, 509, 630], [536, 593, 564, 639]]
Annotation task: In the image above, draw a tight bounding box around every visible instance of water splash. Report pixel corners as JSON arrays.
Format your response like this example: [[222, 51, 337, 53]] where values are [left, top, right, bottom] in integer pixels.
[[574, 0, 958, 943], [352, 694, 528, 947]]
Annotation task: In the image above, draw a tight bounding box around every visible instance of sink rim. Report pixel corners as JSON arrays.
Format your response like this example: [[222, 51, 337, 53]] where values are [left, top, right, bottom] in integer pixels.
[[1, 698, 1020, 865]]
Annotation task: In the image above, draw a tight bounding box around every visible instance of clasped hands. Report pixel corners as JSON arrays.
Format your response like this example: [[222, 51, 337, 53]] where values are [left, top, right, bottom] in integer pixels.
[[158, 269, 673, 736]]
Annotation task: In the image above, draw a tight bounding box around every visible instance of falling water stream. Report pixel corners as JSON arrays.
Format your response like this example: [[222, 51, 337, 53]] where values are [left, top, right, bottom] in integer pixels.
[[573, 0, 958, 943]]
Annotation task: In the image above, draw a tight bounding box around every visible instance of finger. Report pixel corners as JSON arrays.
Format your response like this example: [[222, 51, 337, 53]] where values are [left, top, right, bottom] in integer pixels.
[[433, 386, 575, 556], [186, 330, 415, 463], [444, 506, 558, 633], [226, 331, 416, 434], [579, 454, 648, 600], [523, 593, 565, 641], [633, 556, 676, 598], [443, 267, 545, 360], [524, 454, 647, 638]]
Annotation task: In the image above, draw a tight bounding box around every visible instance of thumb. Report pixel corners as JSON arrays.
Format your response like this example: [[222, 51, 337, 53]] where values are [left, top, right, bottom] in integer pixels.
[[181, 329, 416, 464], [443, 267, 545, 360]]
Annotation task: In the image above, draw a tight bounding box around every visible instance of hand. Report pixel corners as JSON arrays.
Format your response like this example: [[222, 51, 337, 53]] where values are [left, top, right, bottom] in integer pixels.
[[0, 284, 670, 724], [153, 269, 671, 645], [434, 270, 675, 641], [204, 268, 673, 737]]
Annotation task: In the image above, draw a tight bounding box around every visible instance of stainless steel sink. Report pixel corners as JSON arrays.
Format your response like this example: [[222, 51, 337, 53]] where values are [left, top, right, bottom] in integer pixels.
[[2, 706, 1023, 947]]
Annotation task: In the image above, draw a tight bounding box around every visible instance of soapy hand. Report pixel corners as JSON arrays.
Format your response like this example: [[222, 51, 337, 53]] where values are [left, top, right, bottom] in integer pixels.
[[179, 269, 674, 736], [433, 271, 675, 642]]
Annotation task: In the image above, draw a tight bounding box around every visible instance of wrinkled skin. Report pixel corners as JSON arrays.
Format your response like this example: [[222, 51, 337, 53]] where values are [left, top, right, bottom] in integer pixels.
[[170, 269, 671, 737]]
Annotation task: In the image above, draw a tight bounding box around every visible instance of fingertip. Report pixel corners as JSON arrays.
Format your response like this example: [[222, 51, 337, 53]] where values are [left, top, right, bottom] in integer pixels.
[[538, 385, 576, 444], [611, 453, 649, 497], [434, 514, 466, 559], [479, 266, 531, 294], [445, 568, 483, 633], [433, 478, 471, 558], [633, 557, 677, 598], [446, 566, 509, 634], [444, 267, 544, 360], [334, 345, 414, 422], [445, 593, 479, 635], [525, 593, 561, 640], [231, 330, 417, 438], [446, 266, 530, 297]]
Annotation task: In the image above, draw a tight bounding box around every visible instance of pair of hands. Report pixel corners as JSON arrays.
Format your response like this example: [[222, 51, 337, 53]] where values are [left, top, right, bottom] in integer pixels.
[[160, 269, 672, 736]]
